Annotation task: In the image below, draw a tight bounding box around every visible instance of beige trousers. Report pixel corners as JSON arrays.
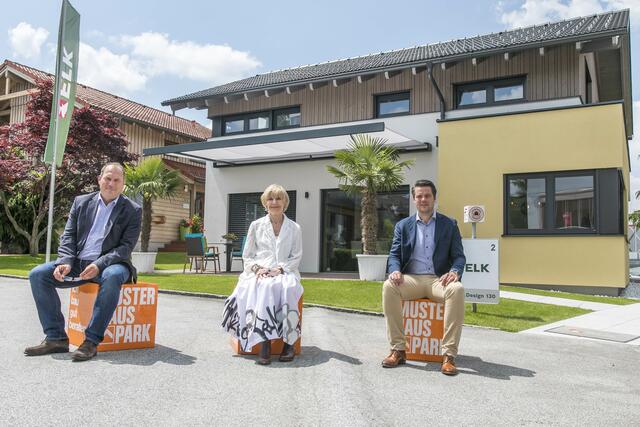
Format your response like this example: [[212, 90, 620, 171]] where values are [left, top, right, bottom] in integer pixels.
[[382, 274, 464, 357]]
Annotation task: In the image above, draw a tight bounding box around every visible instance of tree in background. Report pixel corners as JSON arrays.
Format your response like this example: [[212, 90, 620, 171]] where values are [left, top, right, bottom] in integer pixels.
[[0, 79, 137, 255], [327, 134, 413, 255], [124, 157, 182, 252]]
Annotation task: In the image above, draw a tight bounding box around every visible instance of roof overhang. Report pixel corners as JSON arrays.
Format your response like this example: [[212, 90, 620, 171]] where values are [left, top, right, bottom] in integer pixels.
[[163, 29, 629, 111], [143, 120, 432, 167]]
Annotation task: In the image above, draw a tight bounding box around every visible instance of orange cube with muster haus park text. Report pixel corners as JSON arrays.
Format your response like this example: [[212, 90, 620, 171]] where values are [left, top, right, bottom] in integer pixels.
[[67, 282, 158, 351], [403, 298, 444, 363]]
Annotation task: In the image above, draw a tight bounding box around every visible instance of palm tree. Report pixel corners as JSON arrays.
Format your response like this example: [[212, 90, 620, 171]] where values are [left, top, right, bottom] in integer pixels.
[[327, 134, 413, 255], [124, 158, 182, 252]]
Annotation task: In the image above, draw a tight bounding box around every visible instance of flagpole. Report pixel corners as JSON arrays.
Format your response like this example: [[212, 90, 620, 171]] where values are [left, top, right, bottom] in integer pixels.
[[45, 0, 67, 263]]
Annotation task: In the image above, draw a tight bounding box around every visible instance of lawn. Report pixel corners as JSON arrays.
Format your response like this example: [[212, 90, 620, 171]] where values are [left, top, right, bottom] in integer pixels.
[[1, 254, 595, 332]]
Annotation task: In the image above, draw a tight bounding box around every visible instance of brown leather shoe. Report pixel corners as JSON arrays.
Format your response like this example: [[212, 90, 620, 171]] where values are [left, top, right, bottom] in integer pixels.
[[71, 340, 98, 362], [279, 343, 295, 362], [441, 355, 458, 376], [256, 340, 271, 365], [381, 350, 406, 368], [24, 339, 69, 356]]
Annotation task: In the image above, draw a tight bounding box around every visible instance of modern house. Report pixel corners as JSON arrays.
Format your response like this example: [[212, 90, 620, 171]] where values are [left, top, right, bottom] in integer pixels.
[[150, 10, 633, 294], [0, 60, 211, 250]]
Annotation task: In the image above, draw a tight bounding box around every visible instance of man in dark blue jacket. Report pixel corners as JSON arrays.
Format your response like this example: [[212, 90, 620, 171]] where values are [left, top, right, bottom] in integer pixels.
[[382, 179, 466, 375], [25, 163, 141, 362]]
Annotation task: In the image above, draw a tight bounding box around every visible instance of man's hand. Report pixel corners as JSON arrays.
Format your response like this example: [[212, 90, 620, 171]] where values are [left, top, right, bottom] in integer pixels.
[[388, 271, 404, 286], [79, 263, 100, 281], [53, 264, 71, 282], [439, 271, 459, 287]]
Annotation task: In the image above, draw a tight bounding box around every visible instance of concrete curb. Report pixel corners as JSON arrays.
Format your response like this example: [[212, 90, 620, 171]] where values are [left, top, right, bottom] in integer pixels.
[[0, 274, 28, 280], [158, 288, 384, 317], [0, 274, 499, 329]]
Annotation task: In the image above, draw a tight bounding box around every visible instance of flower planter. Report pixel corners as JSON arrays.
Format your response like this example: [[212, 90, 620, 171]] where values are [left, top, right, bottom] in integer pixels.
[[131, 252, 158, 274], [356, 254, 389, 281], [178, 226, 190, 241]]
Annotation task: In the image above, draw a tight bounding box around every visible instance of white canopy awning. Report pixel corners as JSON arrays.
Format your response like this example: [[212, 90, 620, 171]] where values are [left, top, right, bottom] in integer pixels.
[[144, 120, 432, 166]]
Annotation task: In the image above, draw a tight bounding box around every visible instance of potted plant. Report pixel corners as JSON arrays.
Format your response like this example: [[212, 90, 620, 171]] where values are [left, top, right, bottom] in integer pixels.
[[124, 157, 182, 273], [189, 214, 203, 234], [178, 218, 190, 241], [221, 232, 238, 243], [327, 134, 413, 280]]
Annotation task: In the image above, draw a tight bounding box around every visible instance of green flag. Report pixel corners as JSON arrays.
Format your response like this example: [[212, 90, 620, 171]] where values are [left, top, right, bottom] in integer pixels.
[[44, 0, 80, 167]]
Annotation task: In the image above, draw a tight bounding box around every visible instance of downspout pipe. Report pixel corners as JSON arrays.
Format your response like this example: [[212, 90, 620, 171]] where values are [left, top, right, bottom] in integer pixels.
[[427, 63, 446, 120]]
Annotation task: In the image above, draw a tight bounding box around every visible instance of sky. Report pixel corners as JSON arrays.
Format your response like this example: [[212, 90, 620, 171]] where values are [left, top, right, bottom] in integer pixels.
[[1, 0, 639, 206]]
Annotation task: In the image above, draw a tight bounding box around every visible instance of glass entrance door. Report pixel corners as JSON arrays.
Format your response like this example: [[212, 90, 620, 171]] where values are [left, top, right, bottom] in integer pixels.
[[320, 187, 409, 272]]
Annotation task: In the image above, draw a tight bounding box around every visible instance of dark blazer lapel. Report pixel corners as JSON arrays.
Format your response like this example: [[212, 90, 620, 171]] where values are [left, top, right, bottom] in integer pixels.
[[433, 214, 442, 252], [103, 197, 125, 238], [79, 194, 99, 246], [406, 218, 416, 254]]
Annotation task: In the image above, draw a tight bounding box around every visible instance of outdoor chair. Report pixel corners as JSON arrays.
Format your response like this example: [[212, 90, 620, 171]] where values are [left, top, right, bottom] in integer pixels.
[[230, 235, 247, 270], [184, 234, 221, 273]]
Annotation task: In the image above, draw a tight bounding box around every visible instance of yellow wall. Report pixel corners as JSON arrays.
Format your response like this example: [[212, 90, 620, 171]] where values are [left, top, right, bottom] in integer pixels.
[[438, 103, 629, 289]]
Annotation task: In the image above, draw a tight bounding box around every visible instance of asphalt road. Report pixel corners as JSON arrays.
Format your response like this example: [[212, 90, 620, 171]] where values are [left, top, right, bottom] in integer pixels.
[[1, 277, 639, 426]]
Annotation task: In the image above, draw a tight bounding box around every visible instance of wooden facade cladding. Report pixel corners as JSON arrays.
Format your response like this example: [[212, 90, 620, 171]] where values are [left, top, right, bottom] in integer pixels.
[[9, 81, 31, 124], [119, 121, 202, 168], [208, 44, 582, 127]]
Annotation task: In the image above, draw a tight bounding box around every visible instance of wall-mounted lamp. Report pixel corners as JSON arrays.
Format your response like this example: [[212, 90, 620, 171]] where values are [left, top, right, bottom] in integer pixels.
[[304, 191, 309, 199], [183, 184, 189, 192]]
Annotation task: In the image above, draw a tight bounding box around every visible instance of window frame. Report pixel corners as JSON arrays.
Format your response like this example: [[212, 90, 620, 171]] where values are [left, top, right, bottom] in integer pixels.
[[375, 91, 411, 118], [504, 170, 598, 236], [273, 106, 302, 130], [455, 76, 526, 109], [221, 106, 301, 136]]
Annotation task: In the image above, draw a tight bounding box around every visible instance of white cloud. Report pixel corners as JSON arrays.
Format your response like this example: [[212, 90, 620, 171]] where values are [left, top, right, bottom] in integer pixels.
[[499, 0, 640, 28], [8, 22, 49, 59], [121, 32, 261, 84], [78, 42, 147, 95]]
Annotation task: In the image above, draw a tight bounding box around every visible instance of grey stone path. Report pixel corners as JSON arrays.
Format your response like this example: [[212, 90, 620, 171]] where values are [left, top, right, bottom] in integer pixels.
[[1, 277, 639, 426]]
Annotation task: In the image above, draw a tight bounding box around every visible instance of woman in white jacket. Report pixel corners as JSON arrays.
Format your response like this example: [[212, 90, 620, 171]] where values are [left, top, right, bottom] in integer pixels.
[[221, 184, 303, 365]]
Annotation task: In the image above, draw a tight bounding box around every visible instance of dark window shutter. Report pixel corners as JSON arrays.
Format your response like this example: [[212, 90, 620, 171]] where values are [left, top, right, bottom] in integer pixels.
[[228, 191, 297, 245], [596, 168, 623, 235]]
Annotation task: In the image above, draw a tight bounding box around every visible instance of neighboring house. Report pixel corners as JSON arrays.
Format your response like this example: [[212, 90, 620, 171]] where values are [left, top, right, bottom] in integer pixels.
[[151, 10, 633, 294], [0, 60, 211, 251]]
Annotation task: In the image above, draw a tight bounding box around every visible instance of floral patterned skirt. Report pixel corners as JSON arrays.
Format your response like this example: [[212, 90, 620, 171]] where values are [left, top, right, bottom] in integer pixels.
[[221, 272, 303, 352]]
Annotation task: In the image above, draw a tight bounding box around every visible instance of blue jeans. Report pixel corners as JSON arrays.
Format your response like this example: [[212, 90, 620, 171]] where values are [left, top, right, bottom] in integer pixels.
[[29, 260, 130, 344]]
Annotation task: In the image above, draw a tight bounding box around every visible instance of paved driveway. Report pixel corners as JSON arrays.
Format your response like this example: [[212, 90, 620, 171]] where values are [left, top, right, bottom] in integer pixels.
[[1, 278, 639, 426]]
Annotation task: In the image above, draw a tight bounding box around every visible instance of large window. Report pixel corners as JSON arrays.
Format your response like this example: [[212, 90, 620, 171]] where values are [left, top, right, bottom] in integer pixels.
[[222, 106, 300, 135], [320, 187, 410, 272], [376, 92, 410, 118], [505, 169, 623, 236], [456, 77, 525, 109]]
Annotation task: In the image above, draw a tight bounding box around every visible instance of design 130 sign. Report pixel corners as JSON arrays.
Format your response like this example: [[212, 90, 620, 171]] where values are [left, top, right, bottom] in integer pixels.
[[461, 239, 499, 304]]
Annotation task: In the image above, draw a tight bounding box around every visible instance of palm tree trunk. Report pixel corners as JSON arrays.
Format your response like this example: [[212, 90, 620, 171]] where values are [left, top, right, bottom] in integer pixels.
[[361, 190, 378, 255], [141, 198, 152, 252]]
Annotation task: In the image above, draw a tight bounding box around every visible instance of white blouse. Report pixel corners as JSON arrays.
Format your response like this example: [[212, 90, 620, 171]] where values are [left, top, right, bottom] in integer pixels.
[[241, 214, 303, 279]]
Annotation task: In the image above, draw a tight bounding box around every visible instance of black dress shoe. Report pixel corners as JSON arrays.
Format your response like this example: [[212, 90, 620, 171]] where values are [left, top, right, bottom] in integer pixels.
[[256, 340, 271, 365], [24, 339, 69, 356], [71, 340, 98, 362], [279, 343, 295, 362]]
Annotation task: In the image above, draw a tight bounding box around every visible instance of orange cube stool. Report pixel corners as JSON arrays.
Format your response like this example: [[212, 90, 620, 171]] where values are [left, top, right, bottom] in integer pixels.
[[231, 297, 303, 356], [67, 282, 158, 351], [402, 298, 444, 362]]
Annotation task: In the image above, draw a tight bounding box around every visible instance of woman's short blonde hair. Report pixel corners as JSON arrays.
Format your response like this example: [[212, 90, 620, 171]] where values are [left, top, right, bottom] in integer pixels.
[[260, 184, 290, 211]]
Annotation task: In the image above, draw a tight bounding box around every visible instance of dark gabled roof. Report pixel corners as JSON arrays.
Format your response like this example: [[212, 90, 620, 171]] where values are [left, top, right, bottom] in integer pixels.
[[162, 9, 629, 107], [2, 60, 211, 140]]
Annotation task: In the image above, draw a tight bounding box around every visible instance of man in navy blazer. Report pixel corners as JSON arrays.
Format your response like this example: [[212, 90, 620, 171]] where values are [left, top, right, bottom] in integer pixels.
[[382, 179, 466, 375], [25, 163, 141, 362]]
